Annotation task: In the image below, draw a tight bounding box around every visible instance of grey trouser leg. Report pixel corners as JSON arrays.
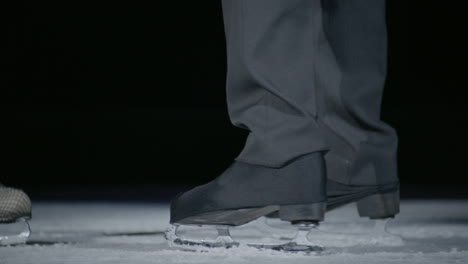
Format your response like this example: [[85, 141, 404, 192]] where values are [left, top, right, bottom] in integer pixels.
[[222, 0, 329, 167], [320, 0, 398, 186], [221, 0, 399, 186]]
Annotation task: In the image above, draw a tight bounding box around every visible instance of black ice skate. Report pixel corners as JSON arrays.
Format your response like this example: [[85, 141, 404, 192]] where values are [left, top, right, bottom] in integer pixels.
[[0, 184, 32, 246], [165, 152, 327, 253]]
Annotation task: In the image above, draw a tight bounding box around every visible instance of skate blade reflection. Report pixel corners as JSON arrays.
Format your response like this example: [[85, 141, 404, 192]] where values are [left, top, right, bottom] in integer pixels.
[[0, 218, 31, 246]]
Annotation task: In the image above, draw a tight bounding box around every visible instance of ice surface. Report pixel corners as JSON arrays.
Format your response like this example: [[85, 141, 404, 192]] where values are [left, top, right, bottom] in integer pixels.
[[0, 200, 467, 264]]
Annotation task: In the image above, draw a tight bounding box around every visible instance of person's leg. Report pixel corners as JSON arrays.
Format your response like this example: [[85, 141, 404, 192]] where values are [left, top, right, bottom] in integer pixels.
[[319, 0, 399, 187], [222, 0, 330, 167], [165, 0, 401, 251], [166, 1, 331, 252]]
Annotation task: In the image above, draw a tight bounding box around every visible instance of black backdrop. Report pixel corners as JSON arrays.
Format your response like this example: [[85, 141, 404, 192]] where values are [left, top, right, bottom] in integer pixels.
[[2, 1, 467, 198]]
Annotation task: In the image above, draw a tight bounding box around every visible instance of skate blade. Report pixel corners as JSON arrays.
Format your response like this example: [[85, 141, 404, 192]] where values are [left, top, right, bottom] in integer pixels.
[[261, 218, 404, 247], [315, 218, 404, 247], [165, 223, 325, 254], [0, 218, 31, 246], [165, 224, 239, 250], [248, 221, 324, 253], [247, 242, 323, 253]]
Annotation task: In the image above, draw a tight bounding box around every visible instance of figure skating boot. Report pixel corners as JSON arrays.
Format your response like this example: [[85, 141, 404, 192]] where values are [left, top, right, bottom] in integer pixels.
[[0, 184, 32, 246], [165, 152, 327, 253]]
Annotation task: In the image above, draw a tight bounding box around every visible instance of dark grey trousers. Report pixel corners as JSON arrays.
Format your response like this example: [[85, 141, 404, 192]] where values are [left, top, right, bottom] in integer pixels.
[[221, 0, 398, 187]]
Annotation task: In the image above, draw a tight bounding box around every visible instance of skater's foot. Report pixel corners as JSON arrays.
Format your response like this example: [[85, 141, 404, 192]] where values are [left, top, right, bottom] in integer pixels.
[[166, 152, 327, 253], [0, 184, 32, 245]]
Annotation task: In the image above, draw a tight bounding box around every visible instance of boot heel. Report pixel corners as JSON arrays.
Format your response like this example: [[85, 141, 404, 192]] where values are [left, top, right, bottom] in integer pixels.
[[279, 202, 326, 222], [356, 190, 400, 219]]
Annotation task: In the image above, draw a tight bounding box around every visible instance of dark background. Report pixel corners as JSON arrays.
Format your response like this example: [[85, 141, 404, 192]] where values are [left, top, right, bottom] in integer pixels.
[[2, 1, 467, 200]]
